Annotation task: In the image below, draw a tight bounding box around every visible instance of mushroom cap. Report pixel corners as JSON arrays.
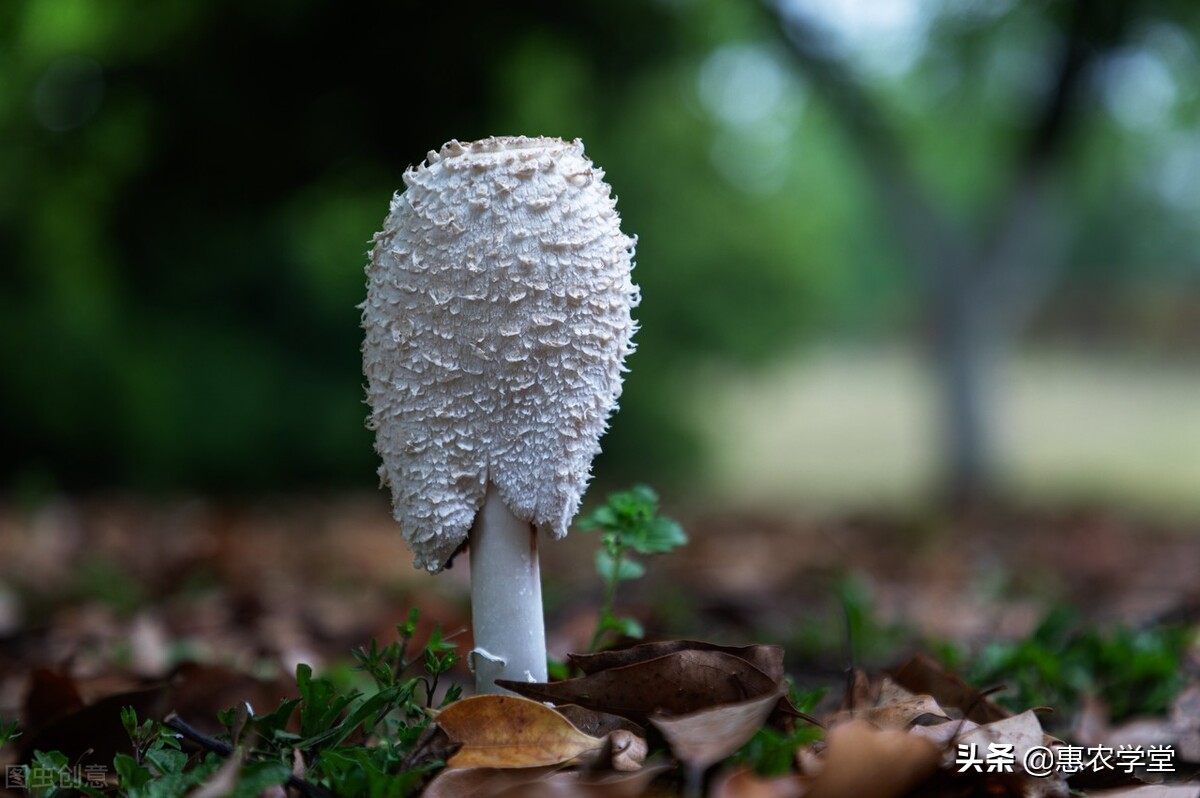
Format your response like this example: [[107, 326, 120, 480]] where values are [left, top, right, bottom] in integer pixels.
[[362, 136, 639, 572]]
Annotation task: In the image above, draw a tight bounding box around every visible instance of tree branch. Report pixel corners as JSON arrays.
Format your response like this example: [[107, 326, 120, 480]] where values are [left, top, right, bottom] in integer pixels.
[[163, 714, 338, 798], [976, 0, 1133, 335], [762, 0, 967, 278]]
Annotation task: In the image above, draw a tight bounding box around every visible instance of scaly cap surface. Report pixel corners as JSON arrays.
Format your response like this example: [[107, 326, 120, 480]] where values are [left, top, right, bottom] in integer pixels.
[[362, 136, 639, 571]]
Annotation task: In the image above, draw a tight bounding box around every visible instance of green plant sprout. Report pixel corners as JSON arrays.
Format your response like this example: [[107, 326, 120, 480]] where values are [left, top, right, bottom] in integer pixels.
[[578, 484, 687, 652]]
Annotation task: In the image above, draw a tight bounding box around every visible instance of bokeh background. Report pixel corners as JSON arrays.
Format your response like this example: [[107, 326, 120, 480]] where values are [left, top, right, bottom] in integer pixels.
[[3, 0, 1199, 515], [4, 4, 1200, 759]]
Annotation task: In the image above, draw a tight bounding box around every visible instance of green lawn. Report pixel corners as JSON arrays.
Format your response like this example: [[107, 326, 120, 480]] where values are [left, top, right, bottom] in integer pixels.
[[691, 346, 1200, 515]]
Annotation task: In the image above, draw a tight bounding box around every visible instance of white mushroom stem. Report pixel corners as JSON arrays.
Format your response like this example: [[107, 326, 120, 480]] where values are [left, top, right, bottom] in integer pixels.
[[468, 482, 548, 694]]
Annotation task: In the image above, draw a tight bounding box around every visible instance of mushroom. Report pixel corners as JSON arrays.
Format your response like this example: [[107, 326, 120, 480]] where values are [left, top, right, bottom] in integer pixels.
[[361, 136, 639, 693]]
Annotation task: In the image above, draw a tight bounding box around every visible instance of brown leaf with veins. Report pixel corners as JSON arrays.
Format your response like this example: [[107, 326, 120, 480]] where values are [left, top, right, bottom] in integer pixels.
[[570, 640, 785, 683], [499, 649, 779, 723], [436, 695, 604, 769]]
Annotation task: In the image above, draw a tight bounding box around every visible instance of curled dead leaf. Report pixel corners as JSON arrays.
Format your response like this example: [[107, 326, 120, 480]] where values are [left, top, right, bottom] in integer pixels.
[[651, 689, 784, 772], [609, 729, 648, 772], [436, 695, 603, 769], [890, 655, 1009, 724]]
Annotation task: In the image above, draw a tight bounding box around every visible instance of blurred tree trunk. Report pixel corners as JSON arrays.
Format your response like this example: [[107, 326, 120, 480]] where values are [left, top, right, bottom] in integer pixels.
[[766, 0, 1127, 506]]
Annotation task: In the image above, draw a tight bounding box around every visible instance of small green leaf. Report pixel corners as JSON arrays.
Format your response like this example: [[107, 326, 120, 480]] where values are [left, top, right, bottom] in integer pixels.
[[595, 549, 645, 582], [0, 719, 20, 748], [578, 504, 618, 530], [120, 706, 139, 741], [145, 746, 187, 776], [440, 684, 463, 707], [114, 754, 153, 791], [230, 761, 290, 798], [628, 516, 687, 554], [611, 616, 644, 639], [628, 484, 659, 506]]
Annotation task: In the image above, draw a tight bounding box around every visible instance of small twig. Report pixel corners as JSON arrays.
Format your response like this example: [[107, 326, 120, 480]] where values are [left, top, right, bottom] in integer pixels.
[[164, 715, 234, 756], [163, 715, 337, 798]]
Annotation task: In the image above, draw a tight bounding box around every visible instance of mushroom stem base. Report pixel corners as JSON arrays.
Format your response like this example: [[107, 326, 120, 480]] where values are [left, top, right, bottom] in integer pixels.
[[468, 483, 548, 694]]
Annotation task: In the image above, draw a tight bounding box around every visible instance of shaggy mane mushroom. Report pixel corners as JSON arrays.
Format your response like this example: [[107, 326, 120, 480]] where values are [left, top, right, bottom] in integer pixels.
[[362, 135, 639, 692]]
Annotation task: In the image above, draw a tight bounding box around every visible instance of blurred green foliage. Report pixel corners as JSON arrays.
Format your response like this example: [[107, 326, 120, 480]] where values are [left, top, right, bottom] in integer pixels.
[[2, 0, 1198, 493], [965, 607, 1193, 722]]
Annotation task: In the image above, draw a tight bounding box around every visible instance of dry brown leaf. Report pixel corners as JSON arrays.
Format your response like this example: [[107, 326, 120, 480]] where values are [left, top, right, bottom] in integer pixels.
[[890, 655, 1009, 724], [608, 729, 648, 772], [804, 720, 939, 798], [712, 768, 806, 798], [829, 678, 950, 731], [22, 668, 85, 735], [651, 689, 783, 772], [18, 684, 169, 766], [492, 765, 671, 798], [423, 764, 669, 798], [842, 670, 877, 712], [557, 705, 645, 739], [956, 709, 1048, 770], [436, 695, 603, 769], [956, 710, 1071, 798], [909, 717, 980, 759], [168, 662, 298, 736], [574, 728, 649, 773], [422, 766, 558, 798], [570, 641, 786, 683], [498, 650, 780, 723]]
